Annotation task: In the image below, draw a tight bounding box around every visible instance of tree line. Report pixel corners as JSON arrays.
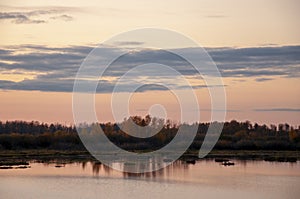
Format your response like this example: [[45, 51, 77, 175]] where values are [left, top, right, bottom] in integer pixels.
[[0, 117, 299, 151]]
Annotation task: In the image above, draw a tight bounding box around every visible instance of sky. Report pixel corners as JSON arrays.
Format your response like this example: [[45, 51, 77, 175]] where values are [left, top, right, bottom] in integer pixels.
[[0, 0, 300, 126]]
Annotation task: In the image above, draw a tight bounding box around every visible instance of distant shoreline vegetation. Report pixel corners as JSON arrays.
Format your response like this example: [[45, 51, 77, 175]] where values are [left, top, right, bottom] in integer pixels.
[[0, 116, 300, 152]]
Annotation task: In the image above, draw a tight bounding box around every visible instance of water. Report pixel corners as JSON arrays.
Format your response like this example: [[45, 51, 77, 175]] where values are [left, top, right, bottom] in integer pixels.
[[1, 160, 299, 199]]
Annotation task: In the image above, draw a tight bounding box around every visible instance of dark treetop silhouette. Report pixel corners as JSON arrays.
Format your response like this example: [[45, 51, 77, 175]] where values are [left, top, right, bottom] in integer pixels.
[[0, 116, 299, 152]]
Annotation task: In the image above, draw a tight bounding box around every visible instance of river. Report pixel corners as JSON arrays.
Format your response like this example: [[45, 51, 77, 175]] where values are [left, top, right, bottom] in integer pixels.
[[0, 160, 299, 199]]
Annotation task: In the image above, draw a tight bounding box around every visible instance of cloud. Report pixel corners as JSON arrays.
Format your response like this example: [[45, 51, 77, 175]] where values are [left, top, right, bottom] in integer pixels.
[[0, 12, 45, 24], [255, 77, 273, 82], [0, 45, 299, 93], [0, 9, 74, 24], [207, 45, 300, 78], [254, 108, 300, 112], [50, 14, 73, 21], [114, 41, 144, 46]]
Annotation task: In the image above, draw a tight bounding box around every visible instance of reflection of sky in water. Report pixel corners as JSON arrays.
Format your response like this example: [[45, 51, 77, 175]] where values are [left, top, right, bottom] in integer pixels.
[[1, 160, 300, 199], [1, 160, 300, 180]]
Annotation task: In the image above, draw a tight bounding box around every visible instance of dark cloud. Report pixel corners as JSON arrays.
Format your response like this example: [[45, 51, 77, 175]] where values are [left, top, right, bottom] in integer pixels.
[[255, 77, 273, 82], [0, 45, 91, 72], [0, 9, 74, 24], [208, 46, 300, 78], [0, 12, 45, 24], [222, 70, 286, 78], [0, 45, 299, 93], [114, 41, 144, 46], [0, 79, 73, 92], [50, 14, 73, 21]]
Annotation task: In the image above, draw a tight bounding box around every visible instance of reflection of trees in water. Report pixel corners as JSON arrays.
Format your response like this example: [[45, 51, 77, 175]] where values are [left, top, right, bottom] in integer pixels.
[[164, 160, 189, 177], [122, 160, 190, 178], [91, 162, 102, 175], [81, 161, 87, 169], [103, 163, 111, 174], [91, 161, 112, 175], [89, 160, 191, 178]]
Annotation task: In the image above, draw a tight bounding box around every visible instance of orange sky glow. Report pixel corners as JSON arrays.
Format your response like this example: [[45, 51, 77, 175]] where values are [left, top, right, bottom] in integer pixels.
[[0, 0, 299, 126]]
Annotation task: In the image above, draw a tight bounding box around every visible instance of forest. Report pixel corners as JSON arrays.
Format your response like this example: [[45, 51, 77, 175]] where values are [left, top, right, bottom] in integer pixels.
[[0, 116, 299, 151]]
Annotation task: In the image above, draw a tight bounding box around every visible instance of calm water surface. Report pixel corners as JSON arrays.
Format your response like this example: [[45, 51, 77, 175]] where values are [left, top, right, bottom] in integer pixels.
[[1, 160, 300, 199]]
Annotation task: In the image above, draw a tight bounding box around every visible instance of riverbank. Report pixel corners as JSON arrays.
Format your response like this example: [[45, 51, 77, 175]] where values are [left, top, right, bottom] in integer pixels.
[[0, 149, 299, 165]]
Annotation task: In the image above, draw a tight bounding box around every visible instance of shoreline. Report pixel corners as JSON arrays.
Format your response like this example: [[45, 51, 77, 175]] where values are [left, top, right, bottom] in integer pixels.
[[0, 149, 299, 164]]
